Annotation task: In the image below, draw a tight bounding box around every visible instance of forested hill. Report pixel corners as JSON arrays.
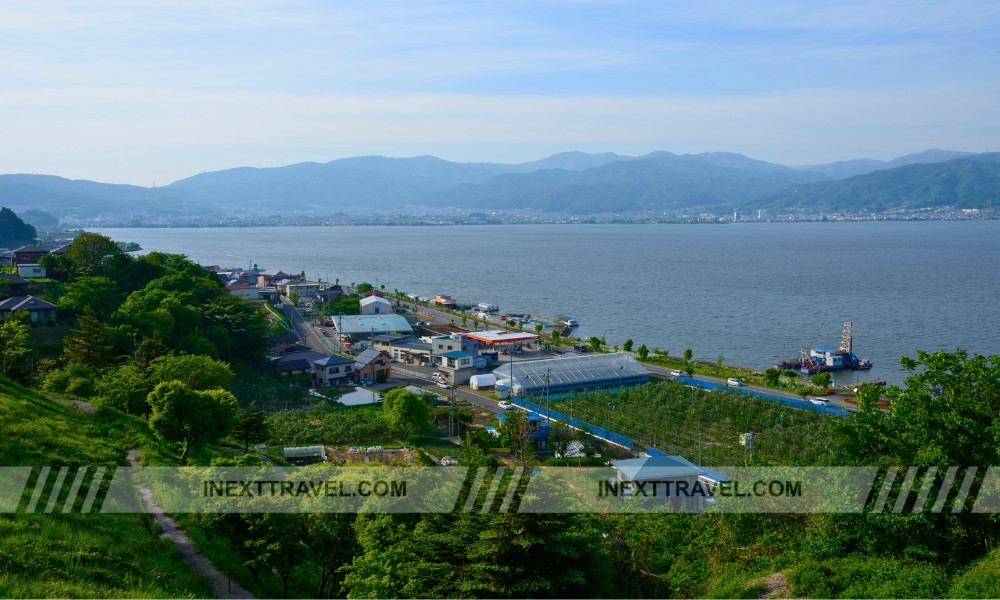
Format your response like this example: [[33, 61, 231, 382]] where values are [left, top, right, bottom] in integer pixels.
[[750, 153, 1000, 212]]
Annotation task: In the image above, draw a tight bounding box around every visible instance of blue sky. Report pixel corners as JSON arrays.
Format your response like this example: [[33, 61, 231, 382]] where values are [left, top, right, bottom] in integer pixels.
[[2, 1, 999, 185]]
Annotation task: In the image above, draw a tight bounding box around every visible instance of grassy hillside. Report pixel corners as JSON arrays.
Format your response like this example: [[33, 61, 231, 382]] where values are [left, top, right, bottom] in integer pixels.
[[0, 377, 213, 598]]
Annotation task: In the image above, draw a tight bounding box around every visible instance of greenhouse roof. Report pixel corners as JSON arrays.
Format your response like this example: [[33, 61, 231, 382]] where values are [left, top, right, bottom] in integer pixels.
[[492, 352, 649, 395]]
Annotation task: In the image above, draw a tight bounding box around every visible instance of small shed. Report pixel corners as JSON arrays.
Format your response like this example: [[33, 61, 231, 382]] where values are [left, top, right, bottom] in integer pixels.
[[469, 373, 497, 390], [17, 264, 46, 279]]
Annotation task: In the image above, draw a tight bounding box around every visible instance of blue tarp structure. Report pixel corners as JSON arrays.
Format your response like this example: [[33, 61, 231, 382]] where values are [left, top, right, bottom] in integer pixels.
[[509, 396, 634, 448], [676, 376, 849, 417]]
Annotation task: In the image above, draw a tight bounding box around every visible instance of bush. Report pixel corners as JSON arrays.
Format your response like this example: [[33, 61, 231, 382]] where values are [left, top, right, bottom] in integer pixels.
[[65, 377, 96, 398], [790, 556, 947, 598], [948, 549, 1000, 598]]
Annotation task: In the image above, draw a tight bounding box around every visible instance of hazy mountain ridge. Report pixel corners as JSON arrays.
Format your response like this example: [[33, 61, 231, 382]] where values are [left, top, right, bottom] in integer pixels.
[[0, 149, 993, 220], [752, 153, 1000, 212], [794, 149, 973, 178]]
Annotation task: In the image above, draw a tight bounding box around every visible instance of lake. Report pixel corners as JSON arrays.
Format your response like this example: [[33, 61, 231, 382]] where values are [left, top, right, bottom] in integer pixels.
[[94, 221, 1000, 386]]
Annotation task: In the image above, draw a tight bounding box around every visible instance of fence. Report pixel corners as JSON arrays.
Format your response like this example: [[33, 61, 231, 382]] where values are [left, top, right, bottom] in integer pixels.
[[676, 376, 849, 417], [511, 396, 634, 448]]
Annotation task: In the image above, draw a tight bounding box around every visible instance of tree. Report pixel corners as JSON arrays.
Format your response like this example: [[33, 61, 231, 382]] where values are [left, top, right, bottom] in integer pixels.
[[66, 232, 127, 277], [636, 344, 649, 361], [147, 381, 238, 461], [587, 336, 603, 352], [356, 282, 374, 293], [623, 338, 634, 352], [0, 312, 31, 380], [344, 514, 416, 598], [534, 323, 544, 336], [683, 348, 693, 362], [811, 371, 833, 388], [96, 364, 152, 415], [842, 349, 1000, 468], [381, 388, 432, 438], [150, 353, 234, 390], [550, 329, 561, 348], [458, 432, 498, 469], [501, 409, 533, 466], [233, 406, 269, 452], [242, 513, 310, 597], [63, 314, 115, 371], [0, 207, 36, 247], [300, 509, 359, 597], [57, 276, 122, 318], [763, 368, 781, 387]]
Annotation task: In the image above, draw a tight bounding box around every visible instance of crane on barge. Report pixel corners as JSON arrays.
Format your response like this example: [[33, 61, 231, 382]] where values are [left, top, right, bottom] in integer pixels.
[[775, 321, 873, 374]]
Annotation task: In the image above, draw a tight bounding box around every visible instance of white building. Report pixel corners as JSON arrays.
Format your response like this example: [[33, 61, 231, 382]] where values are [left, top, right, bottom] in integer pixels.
[[360, 296, 394, 315]]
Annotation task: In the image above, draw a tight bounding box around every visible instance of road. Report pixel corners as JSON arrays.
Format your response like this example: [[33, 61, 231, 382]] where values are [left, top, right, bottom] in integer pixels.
[[283, 297, 852, 414], [281, 298, 336, 353], [641, 361, 855, 411]]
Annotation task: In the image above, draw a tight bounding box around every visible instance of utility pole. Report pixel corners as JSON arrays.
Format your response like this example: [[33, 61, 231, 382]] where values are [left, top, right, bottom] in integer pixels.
[[544, 368, 551, 423]]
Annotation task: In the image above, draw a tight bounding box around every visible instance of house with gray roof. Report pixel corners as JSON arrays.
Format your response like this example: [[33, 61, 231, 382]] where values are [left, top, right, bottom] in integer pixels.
[[0, 295, 57, 323]]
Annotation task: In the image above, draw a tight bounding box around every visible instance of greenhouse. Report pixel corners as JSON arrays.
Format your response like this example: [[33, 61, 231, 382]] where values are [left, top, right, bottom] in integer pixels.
[[492, 352, 649, 396]]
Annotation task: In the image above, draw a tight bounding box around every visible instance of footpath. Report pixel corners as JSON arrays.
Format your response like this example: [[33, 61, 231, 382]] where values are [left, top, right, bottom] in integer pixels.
[[126, 449, 255, 599]]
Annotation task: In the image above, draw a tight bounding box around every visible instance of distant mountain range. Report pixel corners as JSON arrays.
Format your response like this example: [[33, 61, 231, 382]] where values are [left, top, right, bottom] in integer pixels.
[[1, 148, 996, 221]]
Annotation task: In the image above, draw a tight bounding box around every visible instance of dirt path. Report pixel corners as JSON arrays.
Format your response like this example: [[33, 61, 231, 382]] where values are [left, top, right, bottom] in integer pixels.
[[127, 449, 255, 599]]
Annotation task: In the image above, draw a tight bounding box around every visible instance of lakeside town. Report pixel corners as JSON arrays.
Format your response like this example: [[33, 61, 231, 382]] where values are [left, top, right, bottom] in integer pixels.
[[0, 234, 888, 475], [209, 260, 878, 468], [57, 203, 998, 228]]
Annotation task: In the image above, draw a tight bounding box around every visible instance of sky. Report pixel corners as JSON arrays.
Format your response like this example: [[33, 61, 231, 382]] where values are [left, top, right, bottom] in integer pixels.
[[2, 0, 999, 186]]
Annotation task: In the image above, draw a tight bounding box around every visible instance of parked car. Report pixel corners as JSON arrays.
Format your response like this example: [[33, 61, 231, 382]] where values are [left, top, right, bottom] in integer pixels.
[[727, 378, 742, 387], [437, 382, 452, 389], [670, 370, 683, 377], [808, 397, 831, 406], [498, 401, 513, 410], [439, 456, 458, 466], [431, 372, 441, 380]]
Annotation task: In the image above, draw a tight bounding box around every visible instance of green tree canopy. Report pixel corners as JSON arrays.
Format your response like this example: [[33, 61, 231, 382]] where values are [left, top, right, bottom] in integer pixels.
[[0, 207, 36, 247], [96, 364, 152, 415], [57, 276, 122, 318], [0, 313, 31, 380], [63, 314, 115, 371], [233, 406, 269, 452], [149, 353, 234, 391], [839, 348, 1000, 468], [811, 371, 833, 388], [381, 388, 432, 438], [147, 381, 238, 461], [66, 232, 128, 277]]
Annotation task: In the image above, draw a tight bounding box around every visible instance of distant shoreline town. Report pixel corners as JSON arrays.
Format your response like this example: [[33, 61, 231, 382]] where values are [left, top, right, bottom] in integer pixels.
[[81, 205, 995, 228]]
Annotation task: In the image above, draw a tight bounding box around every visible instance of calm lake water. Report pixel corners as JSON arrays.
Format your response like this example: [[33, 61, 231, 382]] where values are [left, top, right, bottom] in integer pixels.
[[95, 221, 1000, 386]]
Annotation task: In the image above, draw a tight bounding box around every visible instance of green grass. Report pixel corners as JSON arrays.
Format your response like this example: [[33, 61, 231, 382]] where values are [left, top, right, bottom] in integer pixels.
[[0, 514, 213, 598], [0, 376, 217, 598]]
